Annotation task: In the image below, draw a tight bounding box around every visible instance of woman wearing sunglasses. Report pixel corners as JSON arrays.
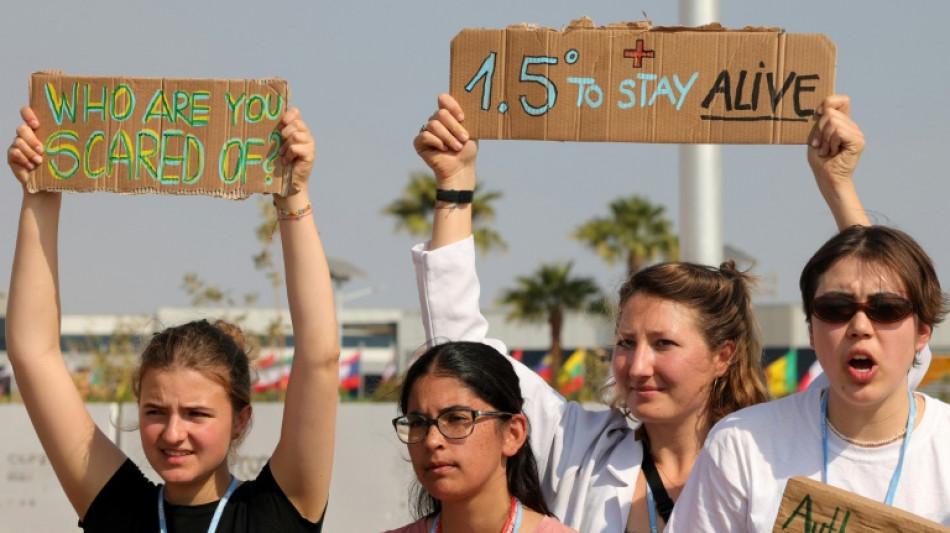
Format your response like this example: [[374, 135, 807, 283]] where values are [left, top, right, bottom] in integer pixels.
[[384, 342, 578, 533], [667, 225, 950, 529]]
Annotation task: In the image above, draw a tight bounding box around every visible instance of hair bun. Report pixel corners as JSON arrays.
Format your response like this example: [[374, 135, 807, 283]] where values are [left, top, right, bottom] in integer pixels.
[[211, 319, 252, 355]]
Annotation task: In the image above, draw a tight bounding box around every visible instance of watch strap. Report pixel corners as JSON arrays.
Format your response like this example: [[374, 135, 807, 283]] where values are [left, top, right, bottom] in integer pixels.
[[436, 189, 474, 204]]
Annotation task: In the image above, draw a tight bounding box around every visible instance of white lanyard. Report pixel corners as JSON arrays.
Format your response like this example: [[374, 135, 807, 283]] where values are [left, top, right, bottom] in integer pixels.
[[158, 476, 238, 533], [820, 387, 914, 506]]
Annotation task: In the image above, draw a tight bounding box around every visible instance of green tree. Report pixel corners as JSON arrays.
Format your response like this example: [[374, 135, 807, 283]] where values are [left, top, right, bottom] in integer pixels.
[[573, 194, 677, 274], [383, 171, 506, 255], [498, 262, 601, 383]]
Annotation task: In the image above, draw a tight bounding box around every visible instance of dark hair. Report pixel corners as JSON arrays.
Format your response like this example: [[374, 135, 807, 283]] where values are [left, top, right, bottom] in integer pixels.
[[399, 341, 552, 519], [132, 319, 254, 446], [801, 225, 948, 330], [615, 261, 769, 427]]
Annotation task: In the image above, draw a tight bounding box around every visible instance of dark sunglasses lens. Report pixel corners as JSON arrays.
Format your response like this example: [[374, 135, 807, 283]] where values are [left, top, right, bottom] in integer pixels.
[[867, 297, 914, 323], [812, 297, 856, 322], [812, 296, 913, 323]]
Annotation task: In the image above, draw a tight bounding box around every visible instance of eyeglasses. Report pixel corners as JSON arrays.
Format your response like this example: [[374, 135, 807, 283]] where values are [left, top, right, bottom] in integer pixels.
[[810, 294, 915, 324], [392, 408, 514, 444]]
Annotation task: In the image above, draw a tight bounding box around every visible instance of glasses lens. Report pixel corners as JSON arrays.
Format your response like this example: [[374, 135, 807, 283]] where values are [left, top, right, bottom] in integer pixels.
[[438, 410, 476, 439], [394, 415, 427, 443], [867, 296, 914, 323], [812, 296, 857, 323]]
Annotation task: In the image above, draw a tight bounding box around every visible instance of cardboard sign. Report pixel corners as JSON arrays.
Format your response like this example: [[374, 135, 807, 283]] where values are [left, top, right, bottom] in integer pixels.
[[27, 71, 291, 198], [773, 477, 949, 532], [450, 18, 836, 144]]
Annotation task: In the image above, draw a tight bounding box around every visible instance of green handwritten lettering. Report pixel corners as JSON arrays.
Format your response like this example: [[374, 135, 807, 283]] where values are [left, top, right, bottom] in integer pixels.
[[83, 131, 106, 178], [135, 129, 160, 181], [44, 130, 80, 179], [226, 93, 245, 126]]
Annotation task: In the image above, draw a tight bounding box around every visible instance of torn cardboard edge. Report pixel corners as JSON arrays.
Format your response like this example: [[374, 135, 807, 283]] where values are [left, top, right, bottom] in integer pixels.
[[27, 71, 294, 199], [512, 17, 785, 34], [449, 17, 836, 144]]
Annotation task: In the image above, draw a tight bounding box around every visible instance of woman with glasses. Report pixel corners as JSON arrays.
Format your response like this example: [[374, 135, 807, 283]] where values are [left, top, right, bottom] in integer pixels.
[[667, 225, 950, 529], [384, 342, 578, 533]]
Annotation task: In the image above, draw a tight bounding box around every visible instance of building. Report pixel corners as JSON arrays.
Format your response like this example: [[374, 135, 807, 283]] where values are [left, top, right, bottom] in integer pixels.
[[1, 298, 949, 398]]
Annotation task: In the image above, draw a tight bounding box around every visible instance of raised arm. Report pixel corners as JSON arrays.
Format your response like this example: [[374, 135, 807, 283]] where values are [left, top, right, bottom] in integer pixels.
[[808, 94, 871, 229], [5, 107, 126, 517], [414, 93, 477, 248], [267, 108, 340, 522], [411, 95, 596, 488]]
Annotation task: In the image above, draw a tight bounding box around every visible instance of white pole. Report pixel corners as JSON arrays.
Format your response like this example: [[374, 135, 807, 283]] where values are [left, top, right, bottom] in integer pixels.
[[678, 0, 723, 267]]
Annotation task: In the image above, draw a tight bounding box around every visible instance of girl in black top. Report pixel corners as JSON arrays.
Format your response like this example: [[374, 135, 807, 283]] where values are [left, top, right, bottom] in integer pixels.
[[6, 105, 338, 532]]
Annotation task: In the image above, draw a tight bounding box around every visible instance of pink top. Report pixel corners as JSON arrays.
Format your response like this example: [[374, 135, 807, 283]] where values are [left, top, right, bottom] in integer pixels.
[[383, 516, 579, 533]]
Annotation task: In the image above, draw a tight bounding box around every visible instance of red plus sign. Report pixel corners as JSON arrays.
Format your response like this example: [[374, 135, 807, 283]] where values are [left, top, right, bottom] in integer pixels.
[[623, 39, 655, 68]]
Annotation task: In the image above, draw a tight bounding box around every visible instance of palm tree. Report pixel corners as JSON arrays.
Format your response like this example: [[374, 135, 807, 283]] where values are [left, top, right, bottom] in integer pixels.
[[573, 194, 677, 274], [498, 262, 602, 383], [382, 171, 506, 255]]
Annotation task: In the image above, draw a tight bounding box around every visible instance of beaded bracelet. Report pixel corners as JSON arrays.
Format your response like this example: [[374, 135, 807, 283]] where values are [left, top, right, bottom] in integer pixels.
[[275, 201, 313, 221]]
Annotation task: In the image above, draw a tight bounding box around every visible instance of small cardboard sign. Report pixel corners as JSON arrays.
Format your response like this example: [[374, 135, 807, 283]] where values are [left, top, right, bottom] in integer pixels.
[[450, 18, 836, 144], [27, 71, 291, 198], [773, 477, 949, 532]]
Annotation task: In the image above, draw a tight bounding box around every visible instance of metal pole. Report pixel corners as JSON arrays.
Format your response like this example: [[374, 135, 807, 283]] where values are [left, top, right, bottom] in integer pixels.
[[678, 0, 723, 266]]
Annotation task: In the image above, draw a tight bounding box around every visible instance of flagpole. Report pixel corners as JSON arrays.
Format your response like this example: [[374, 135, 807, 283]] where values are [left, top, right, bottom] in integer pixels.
[[678, 0, 722, 267]]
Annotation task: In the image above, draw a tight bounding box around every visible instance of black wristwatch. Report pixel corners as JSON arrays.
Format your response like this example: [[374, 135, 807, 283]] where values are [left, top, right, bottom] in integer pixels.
[[436, 189, 474, 204]]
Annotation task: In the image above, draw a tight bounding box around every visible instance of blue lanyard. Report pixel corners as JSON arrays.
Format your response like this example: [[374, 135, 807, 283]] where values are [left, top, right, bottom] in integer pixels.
[[820, 387, 914, 506], [645, 480, 658, 533], [158, 475, 238, 533], [429, 498, 523, 533]]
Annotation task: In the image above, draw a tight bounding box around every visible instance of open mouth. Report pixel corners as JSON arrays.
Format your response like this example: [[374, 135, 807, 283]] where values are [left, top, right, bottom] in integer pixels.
[[849, 354, 874, 371], [847, 354, 876, 381]]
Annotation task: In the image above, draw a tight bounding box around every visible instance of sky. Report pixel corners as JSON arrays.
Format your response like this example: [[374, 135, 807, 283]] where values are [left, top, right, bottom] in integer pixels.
[[2, 1, 948, 317]]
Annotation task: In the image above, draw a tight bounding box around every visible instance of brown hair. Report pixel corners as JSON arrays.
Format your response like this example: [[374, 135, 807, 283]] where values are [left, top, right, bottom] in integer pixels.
[[800, 225, 948, 328], [131, 319, 254, 445], [615, 261, 769, 427]]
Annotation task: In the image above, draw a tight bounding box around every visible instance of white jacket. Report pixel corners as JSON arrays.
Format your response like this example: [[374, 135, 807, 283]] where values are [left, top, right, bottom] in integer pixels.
[[413, 237, 643, 533]]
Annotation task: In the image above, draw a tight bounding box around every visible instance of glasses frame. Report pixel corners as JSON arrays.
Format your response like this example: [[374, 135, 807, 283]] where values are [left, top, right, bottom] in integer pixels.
[[810, 294, 915, 324], [392, 408, 515, 444]]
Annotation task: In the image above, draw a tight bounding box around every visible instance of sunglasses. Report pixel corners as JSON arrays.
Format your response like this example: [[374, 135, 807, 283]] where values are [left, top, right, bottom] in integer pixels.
[[810, 294, 915, 324]]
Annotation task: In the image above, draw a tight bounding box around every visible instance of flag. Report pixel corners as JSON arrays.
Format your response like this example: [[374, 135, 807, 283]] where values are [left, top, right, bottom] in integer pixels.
[[765, 350, 798, 398], [558, 348, 586, 395], [339, 350, 362, 391], [798, 359, 824, 392], [254, 349, 292, 392], [510, 349, 523, 362], [534, 353, 552, 382], [381, 352, 397, 383]]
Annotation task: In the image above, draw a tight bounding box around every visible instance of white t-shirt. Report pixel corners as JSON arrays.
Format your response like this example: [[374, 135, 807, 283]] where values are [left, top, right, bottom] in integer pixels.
[[667, 385, 950, 530]]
